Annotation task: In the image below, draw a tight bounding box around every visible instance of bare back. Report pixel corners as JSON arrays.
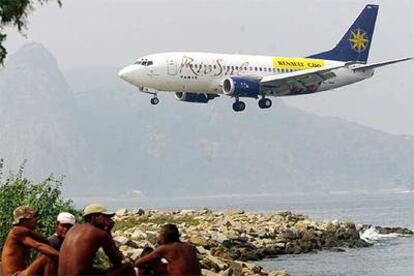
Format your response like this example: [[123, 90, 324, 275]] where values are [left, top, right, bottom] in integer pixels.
[[58, 224, 123, 275], [137, 242, 201, 276]]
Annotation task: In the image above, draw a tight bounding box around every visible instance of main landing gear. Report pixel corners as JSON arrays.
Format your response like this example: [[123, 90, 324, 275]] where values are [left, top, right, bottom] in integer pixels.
[[258, 97, 272, 109], [232, 97, 273, 112], [232, 99, 246, 112]]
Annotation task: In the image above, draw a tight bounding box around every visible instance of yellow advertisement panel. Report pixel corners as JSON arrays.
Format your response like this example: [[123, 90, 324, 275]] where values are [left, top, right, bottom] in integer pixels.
[[272, 57, 325, 70]]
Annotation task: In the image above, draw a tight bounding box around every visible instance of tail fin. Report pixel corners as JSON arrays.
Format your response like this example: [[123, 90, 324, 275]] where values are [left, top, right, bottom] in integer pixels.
[[308, 4, 379, 63]]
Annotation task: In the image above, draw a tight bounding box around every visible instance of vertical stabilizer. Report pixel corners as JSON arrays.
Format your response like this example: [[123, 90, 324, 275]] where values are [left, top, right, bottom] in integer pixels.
[[308, 4, 379, 63]]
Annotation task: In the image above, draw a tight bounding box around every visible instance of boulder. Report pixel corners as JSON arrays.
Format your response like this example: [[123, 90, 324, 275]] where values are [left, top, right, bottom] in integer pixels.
[[189, 235, 210, 247], [376, 226, 414, 235], [218, 268, 233, 276], [115, 208, 128, 217], [202, 269, 220, 276], [113, 236, 129, 246]]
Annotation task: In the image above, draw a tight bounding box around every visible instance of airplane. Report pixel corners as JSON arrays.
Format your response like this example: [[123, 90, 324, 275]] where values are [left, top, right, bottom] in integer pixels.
[[118, 4, 412, 112]]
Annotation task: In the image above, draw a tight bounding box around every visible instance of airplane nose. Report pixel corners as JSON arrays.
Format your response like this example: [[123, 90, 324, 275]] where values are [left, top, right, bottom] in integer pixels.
[[118, 65, 138, 85]]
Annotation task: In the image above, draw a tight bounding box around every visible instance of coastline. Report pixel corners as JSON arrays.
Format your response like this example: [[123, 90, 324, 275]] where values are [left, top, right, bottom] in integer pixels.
[[111, 208, 413, 275]]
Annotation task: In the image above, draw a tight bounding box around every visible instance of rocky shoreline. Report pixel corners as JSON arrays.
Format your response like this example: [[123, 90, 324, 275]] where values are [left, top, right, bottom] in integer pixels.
[[111, 208, 413, 275]]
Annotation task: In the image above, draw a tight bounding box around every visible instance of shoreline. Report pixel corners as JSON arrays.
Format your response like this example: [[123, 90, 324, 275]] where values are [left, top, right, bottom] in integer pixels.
[[111, 208, 413, 275]]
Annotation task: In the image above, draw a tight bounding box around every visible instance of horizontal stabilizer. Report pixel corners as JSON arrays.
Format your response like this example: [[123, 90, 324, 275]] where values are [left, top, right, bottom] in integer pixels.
[[351, 57, 412, 71]]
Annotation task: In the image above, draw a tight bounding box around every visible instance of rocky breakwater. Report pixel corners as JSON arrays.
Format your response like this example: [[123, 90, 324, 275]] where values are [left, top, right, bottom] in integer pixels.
[[111, 209, 413, 276]]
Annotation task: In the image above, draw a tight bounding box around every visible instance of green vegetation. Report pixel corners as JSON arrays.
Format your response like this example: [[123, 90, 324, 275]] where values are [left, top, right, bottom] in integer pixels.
[[0, 0, 62, 64], [113, 214, 200, 232], [0, 159, 81, 253]]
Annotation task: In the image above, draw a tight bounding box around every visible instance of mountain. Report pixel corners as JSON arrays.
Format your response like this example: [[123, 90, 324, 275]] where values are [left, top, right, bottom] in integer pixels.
[[0, 44, 99, 195], [1, 44, 413, 206]]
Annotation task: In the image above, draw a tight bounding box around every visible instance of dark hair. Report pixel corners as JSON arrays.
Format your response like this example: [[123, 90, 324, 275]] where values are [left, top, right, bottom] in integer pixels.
[[84, 214, 94, 223], [161, 224, 180, 242]]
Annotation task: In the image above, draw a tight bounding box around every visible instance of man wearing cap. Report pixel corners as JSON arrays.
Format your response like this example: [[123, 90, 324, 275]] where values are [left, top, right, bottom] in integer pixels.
[[1, 205, 59, 276], [58, 203, 135, 275], [48, 212, 76, 250]]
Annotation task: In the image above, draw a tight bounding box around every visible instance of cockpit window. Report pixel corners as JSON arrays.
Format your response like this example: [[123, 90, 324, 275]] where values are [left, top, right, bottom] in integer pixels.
[[134, 59, 153, 66]]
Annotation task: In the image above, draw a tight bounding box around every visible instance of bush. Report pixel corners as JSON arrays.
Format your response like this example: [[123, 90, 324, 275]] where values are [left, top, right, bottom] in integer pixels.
[[0, 159, 81, 253]]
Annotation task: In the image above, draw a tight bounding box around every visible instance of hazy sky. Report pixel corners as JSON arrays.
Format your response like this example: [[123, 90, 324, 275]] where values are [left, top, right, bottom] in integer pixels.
[[4, 0, 414, 135]]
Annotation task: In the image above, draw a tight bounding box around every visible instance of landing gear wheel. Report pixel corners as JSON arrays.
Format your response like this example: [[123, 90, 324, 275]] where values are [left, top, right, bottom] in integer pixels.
[[150, 97, 159, 105], [258, 98, 272, 109], [232, 101, 246, 112]]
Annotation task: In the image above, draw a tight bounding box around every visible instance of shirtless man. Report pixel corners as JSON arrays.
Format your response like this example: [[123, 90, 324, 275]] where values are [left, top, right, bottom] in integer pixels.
[[58, 203, 135, 275], [135, 224, 201, 276], [1, 206, 59, 276]]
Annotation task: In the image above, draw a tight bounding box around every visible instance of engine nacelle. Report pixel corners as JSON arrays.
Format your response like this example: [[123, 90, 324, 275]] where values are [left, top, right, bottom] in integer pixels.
[[222, 77, 261, 98], [175, 92, 218, 103]]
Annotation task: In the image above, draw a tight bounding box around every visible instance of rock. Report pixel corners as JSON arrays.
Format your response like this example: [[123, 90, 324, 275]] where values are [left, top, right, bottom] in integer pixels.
[[205, 255, 229, 270], [223, 209, 245, 216], [238, 261, 262, 274], [190, 235, 209, 247], [218, 268, 233, 276], [211, 232, 228, 243], [202, 269, 220, 276], [129, 248, 144, 260], [326, 247, 346, 252], [196, 246, 210, 255], [268, 270, 290, 276], [113, 236, 129, 246], [130, 229, 147, 240], [376, 226, 414, 235], [180, 209, 196, 215], [116, 208, 128, 216]]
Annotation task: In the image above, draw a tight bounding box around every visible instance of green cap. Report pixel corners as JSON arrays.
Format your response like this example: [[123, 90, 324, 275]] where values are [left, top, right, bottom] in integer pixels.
[[83, 203, 115, 217], [13, 205, 38, 225]]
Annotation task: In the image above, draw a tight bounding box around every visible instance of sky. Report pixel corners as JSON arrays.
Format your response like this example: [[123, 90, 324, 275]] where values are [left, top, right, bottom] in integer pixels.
[[3, 0, 414, 135]]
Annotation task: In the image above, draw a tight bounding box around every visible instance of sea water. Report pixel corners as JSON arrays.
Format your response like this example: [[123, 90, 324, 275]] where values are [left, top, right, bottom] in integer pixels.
[[151, 192, 414, 276]]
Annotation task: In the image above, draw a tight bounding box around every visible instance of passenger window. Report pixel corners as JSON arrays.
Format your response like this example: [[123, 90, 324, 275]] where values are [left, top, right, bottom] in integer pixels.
[[259, 67, 262, 71], [254, 67, 257, 71]]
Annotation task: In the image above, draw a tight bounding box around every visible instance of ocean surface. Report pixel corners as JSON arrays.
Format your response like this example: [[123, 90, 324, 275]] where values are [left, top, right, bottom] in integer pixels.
[[86, 191, 414, 275]]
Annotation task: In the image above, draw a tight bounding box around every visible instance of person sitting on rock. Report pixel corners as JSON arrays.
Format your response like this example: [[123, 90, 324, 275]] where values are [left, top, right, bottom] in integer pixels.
[[135, 223, 201, 276], [57, 203, 135, 276], [1, 205, 59, 276], [48, 212, 76, 250], [137, 246, 168, 276]]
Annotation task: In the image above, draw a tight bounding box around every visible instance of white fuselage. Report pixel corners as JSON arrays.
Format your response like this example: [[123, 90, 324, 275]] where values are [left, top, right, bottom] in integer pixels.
[[119, 52, 374, 96]]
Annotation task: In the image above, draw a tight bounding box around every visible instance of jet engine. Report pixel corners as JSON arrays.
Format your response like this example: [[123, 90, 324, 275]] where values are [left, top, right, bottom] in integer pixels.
[[175, 92, 218, 103], [222, 77, 261, 98]]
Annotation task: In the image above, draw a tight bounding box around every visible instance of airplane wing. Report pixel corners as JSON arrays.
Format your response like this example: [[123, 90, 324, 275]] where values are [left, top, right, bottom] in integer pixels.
[[260, 64, 344, 96], [351, 57, 412, 72]]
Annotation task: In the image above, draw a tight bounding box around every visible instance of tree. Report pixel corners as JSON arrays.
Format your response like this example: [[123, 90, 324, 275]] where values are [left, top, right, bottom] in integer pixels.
[[0, 158, 80, 255], [0, 0, 62, 65]]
